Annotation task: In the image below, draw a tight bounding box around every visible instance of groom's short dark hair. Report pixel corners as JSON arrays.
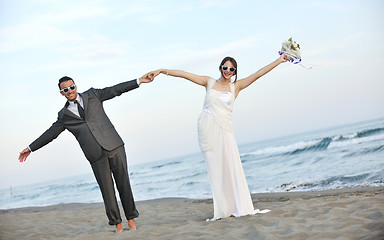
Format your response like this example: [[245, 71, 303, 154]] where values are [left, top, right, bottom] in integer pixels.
[[58, 76, 75, 89]]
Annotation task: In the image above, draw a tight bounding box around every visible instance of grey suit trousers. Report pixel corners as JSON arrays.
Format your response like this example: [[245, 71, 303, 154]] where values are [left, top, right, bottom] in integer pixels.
[[91, 146, 139, 225]]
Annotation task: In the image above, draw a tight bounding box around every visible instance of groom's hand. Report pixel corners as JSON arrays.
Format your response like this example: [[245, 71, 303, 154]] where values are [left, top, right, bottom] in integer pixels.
[[139, 72, 155, 84], [146, 70, 162, 80], [19, 147, 31, 162]]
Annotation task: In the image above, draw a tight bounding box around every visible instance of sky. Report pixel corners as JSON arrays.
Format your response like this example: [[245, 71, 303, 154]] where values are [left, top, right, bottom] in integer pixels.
[[0, 0, 383, 189]]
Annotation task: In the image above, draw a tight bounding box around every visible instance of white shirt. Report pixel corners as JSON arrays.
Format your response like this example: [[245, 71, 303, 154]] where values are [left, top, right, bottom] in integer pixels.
[[67, 95, 84, 118]]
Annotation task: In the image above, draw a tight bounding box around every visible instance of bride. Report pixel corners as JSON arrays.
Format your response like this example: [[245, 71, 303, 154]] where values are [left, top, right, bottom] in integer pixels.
[[149, 53, 288, 220]]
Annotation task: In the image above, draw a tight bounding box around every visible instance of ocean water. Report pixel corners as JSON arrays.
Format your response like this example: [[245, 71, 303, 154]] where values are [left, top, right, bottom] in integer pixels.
[[1, 118, 383, 209]]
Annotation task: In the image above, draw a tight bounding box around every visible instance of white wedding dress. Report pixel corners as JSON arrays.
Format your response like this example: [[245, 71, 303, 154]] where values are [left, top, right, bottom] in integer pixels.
[[198, 78, 269, 220]]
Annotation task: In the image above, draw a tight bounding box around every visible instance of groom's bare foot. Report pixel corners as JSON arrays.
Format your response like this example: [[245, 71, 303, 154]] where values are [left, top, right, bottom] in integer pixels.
[[116, 223, 124, 233], [128, 219, 136, 230]]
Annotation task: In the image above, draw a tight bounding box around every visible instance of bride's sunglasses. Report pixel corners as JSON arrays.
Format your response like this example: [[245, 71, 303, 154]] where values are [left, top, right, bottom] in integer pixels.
[[60, 84, 76, 93], [221, 65, 236, 72]]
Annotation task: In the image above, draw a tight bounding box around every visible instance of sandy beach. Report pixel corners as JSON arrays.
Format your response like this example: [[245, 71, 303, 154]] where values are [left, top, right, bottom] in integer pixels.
[[1, 187, 383, 240]]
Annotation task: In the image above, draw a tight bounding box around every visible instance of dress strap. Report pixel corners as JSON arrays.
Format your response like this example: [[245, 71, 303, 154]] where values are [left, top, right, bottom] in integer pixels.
[[207, 78, 216, 90]]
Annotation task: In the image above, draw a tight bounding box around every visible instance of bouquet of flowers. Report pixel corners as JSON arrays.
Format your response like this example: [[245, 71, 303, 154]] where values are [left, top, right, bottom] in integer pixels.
[[279, 37, 313, 69], [279, 37, 302, 64]]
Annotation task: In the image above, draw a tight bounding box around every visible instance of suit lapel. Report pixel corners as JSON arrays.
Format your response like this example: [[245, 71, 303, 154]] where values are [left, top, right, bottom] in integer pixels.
[[81, 93, 89, 114], [64, 107, 82, 120], [63, 99, 83, 120]]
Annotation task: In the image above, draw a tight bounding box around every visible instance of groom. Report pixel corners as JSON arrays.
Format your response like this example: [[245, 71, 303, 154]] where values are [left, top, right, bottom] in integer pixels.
[[18, 74, 153, 233]]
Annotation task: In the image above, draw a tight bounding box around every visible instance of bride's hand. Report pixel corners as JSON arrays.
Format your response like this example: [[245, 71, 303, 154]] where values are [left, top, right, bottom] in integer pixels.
[[148, 69, 164, 80], [279, 53, 289, 63]]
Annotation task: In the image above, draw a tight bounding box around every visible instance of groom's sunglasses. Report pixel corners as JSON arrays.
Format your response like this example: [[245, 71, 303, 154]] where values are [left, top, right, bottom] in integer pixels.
[[221, 65, 236, 72], [60, 84, 76, 93]]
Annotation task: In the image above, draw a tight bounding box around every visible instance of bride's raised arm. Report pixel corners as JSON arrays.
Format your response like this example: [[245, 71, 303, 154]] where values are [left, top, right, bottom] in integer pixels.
[[149, 69, 210, 87], [234, 53, 288, 96]]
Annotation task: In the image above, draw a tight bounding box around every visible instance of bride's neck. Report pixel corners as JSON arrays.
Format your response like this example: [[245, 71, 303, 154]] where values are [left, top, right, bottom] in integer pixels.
[[219, 77, 230, 84]]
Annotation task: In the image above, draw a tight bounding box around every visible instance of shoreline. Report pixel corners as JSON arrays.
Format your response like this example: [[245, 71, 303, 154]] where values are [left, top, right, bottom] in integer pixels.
[[3, 186, 382, 211], [1, 186, 383, 239]]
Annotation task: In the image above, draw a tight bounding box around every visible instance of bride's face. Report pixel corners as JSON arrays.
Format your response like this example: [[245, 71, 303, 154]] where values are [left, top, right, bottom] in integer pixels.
[[220, 60, 236, 80]]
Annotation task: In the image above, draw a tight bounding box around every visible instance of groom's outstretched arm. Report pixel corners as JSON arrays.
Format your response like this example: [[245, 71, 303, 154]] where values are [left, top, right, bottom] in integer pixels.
[[94, 72, 154, 101], [19, 119, 66, 162]]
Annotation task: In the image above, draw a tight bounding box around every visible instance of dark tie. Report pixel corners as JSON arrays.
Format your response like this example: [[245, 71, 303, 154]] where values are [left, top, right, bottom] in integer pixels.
[[75, 100, 85, 119]]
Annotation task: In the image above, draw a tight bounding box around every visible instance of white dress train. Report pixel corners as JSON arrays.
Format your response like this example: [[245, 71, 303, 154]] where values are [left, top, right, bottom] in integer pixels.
[[198, 78, 270, 220]]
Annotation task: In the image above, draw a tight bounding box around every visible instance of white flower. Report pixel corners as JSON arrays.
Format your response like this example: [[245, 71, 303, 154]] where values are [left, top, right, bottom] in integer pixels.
[[288, 37, 300, 50]]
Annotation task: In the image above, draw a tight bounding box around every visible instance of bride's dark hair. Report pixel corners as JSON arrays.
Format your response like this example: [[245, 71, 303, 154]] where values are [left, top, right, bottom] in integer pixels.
[[219, 56, 238, 82]]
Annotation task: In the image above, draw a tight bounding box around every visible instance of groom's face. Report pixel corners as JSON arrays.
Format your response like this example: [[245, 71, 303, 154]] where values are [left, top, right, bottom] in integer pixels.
[[60, 80, 78, 102]]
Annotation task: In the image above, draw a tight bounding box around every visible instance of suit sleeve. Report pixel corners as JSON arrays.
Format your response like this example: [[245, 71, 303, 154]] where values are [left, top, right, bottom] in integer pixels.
[[29, 118, 66, 152], [92, 79, 139, 102]]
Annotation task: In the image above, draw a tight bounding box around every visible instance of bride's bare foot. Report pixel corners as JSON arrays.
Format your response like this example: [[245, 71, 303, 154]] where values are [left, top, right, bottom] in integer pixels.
[[128, 219, 136, 230], [116, 223, 124, 233]]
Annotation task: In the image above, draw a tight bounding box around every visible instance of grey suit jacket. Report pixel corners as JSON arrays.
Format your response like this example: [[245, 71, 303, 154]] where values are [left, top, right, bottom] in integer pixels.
[[29, 79, 139, 163]]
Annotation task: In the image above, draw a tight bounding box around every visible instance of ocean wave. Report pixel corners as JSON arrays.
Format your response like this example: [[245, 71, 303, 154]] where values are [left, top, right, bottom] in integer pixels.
[[356, 127, 384, 138], [242, 140, 321, 157], [181, 181, 200, 187], [272, 172, 384, 192], [342, 145, 384, 158], [288, 137, 332, 155], [242, 126, 384, 158], [133, 170, 206, 187], [328, 133, 384, 149], [333, 127, 384, 140], [151, 161, 182, 169], [242, 138, 332, 158]]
